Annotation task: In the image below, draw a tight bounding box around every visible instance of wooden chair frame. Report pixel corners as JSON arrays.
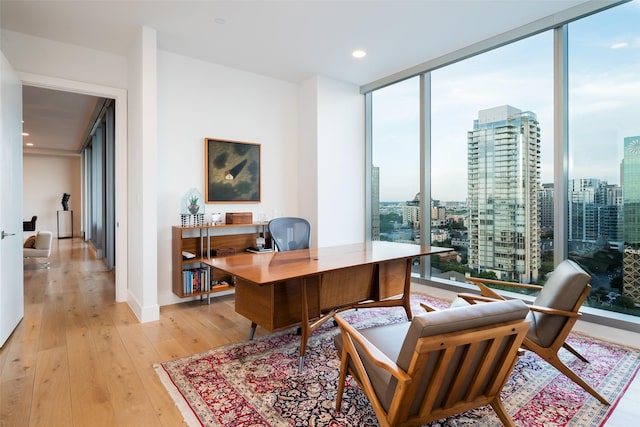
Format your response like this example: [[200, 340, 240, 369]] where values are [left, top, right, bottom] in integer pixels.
[[334, 313, 530, 427], [460, 277, 610, 405]]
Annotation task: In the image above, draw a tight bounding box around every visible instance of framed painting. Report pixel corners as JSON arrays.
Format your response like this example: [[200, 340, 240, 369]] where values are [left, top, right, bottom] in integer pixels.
[[204, 138, 261, 203]]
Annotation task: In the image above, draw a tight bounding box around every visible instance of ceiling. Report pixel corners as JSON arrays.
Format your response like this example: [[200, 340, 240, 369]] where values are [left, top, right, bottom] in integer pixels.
[[21, 86, 102, 155], [1, 0, 590, 155]]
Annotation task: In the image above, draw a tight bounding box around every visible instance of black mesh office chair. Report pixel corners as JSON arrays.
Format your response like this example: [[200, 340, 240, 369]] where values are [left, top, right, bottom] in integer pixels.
[[268, 217, 311, 251], [246, 217, 312, 341]]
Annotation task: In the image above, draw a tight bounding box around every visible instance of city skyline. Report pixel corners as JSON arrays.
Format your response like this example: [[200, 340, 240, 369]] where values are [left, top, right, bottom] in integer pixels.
[[372, 1, 640, 203]]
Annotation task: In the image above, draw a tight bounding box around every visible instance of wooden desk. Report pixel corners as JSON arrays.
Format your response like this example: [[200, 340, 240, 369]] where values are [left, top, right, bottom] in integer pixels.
[[205, 241, 452, 370]]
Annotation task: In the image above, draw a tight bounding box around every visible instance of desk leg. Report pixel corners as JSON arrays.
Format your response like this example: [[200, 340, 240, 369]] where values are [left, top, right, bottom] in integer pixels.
[[298, 277, 310, 372], [249, 322, 257, 340], [402, 258, 413, 320]]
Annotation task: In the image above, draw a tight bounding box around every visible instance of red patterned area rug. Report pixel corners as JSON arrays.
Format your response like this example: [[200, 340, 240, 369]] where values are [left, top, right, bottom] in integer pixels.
[[155, 293, 640, 427]]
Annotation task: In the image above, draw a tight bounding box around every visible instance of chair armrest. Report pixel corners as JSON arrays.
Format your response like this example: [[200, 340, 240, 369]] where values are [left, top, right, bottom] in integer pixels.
[[420, 302, 438, 312], [467, 277, 543, 292], [456, 292, 504, 304], [334, 315, 412, 383], [528, 304, 581, 318]]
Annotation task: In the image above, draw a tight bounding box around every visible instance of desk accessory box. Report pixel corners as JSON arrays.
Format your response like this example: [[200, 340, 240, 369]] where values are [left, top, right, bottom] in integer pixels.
[[225, 212, 253, 224], [211, 248, 236, 256]]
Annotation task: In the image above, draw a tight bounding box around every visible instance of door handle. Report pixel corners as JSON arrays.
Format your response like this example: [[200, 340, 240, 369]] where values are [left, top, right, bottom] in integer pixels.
[[1, 231, 16, 240]]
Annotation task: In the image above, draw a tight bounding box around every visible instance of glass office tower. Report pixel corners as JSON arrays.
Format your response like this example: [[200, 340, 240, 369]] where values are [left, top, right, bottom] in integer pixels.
[[568, 179, 623, 249], [623, 136, 640, 304], [371, 166, 380, 241], [538, 183, 554, 234], [467, 105, 540, 283]]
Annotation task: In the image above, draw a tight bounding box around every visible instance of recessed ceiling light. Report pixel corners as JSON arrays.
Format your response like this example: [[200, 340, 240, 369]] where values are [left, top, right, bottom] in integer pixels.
[[25, 142, 34, 147], [22, 132, 29, 136], [352, 50, 367, 59]]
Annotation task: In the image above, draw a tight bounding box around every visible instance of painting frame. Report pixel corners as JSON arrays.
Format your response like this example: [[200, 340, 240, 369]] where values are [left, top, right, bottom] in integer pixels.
[[204, 138, 261, 203]]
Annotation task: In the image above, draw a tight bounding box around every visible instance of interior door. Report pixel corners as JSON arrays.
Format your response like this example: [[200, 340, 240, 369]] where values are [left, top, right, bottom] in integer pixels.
[[0, 51, 24, 347]]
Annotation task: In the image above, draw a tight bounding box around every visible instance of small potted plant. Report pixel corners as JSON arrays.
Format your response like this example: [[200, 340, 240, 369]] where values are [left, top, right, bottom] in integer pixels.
[[188, 194, 199, 214]]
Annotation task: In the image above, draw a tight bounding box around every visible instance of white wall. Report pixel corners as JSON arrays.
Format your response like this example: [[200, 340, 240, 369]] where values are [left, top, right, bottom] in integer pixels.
[[316, 77, 365, 246], [127, 27, 159, 321], [298, 76, 365, 248], [298, 77, 319, 246], [23, 154, 81, 238], [3, 27, 366, 314], [156, 50, 300, 305]]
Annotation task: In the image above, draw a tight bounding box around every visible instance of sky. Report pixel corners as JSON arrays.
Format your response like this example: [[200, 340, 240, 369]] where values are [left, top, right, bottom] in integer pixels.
[[372, 0, 640, 202]]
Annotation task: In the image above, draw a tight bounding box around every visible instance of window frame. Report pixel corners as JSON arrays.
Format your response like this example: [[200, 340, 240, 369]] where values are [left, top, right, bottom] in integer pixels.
[[363, 0, 639, 331]]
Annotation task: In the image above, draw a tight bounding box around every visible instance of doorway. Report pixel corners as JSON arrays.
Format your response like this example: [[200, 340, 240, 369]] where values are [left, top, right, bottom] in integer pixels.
[[20, 73, 128, 302]]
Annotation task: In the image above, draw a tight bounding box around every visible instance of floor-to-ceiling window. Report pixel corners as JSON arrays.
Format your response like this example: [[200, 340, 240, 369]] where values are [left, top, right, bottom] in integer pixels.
[[82, 99, 116, 269], [366, 0, 640, 320], [567, 1, 640, 315], [371, 76, 420, 245], [430, 32, 553, 284]]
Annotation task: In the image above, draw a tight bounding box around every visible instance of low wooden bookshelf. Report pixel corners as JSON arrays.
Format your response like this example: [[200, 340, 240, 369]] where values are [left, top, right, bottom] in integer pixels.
[[172, 223, 270, 301]]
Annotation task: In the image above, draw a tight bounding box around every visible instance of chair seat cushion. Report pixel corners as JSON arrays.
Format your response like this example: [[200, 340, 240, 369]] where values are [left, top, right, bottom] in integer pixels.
[[334, 321, 411, 411], [449, 296, 471, 308]]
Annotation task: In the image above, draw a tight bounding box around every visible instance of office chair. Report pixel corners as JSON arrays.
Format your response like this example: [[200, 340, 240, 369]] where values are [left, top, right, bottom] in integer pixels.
[[23, 216, 37, 232], [246, 217, 311, 340], [268, 217, 311, 251]]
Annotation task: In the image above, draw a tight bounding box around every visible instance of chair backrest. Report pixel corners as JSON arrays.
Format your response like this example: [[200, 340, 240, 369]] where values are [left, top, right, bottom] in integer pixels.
[[389, 299, 529, 420], [529, 259, 591, 348], [268, 217, 311, 251], [23, 215, 37, 232], [35, 231, 53, 252]]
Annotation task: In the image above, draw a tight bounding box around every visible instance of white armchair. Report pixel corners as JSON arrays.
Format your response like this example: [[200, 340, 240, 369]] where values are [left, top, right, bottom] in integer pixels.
[[23, 231, 53, 268]]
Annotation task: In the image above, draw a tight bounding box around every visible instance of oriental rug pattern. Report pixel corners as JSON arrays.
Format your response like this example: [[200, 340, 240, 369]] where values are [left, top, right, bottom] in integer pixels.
[[156, 294, 640, 427]]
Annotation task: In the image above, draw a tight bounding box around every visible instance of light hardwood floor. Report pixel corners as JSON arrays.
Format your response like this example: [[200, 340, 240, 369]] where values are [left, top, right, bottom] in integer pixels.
[[1, 238, 638, 426], [1, 237, 264, 427]]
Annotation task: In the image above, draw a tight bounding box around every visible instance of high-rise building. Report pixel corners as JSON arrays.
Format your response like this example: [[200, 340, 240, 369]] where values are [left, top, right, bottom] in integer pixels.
[[622, 136, 640, 304], [371, 166, 380, 240], [402, 193, 420, 229], [538, 183, 554, 234], [568, 179, 623, 248], [467, 105, 540, 283], [431, 199, 447, 224]]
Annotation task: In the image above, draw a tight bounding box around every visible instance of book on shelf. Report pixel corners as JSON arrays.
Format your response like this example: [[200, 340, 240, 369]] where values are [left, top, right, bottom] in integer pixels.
[[182, 267, 209, 294], [182, 251, 196, 260]]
